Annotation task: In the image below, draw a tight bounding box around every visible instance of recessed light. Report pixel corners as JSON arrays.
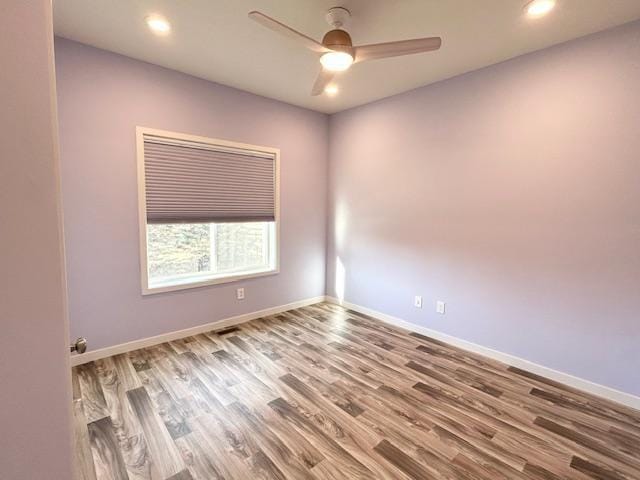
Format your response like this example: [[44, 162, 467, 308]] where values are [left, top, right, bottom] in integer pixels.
[[320, 51, 354, 72], [146, 15, 171, 35], [525, 0, 556, 18], [324, 84, 339, 96]]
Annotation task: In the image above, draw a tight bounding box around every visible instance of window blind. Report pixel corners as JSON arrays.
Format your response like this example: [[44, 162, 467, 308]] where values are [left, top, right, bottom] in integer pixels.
[[142, 134, 276, 224]]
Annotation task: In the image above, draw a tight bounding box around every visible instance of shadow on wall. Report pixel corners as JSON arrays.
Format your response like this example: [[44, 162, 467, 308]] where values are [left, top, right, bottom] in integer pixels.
[[335, 256, 346, 302]]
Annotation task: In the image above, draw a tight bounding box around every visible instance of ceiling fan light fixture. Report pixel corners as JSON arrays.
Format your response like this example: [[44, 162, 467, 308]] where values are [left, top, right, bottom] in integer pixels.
[[525, 0, 556, 18], [320, 51, 354, 72]]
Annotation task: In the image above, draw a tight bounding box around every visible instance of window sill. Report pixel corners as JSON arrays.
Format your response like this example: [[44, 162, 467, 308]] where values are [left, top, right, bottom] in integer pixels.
[[142, 267, 279, 295]]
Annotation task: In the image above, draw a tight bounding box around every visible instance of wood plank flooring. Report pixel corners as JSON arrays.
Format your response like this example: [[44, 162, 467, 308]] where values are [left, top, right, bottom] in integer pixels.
[[72, 302, 640, 480]]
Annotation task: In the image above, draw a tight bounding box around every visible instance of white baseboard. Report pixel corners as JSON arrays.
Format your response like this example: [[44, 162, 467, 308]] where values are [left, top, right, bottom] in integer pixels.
[[70, 296, 325, 367], [325, 296, 640, 411]]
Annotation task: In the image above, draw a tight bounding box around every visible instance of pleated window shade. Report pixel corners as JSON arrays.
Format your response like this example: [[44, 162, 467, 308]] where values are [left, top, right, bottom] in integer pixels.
[[142, 134, 276, 224]]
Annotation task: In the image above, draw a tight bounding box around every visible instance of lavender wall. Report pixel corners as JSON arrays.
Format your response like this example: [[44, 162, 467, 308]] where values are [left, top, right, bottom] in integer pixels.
[[1, 1, 73, 477], [327, 21, 640, 396], [55, 38, 328, 351]]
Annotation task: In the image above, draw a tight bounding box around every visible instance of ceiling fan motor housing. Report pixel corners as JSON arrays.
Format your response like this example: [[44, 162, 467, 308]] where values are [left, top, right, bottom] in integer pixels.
[[322, 29, 354, 55]]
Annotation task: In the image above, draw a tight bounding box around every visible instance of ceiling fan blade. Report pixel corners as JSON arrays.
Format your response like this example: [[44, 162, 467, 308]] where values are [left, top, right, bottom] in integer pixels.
[[354, 37, 442, 63], [248, 11, 329, 53], [311, 69, 335, 96]]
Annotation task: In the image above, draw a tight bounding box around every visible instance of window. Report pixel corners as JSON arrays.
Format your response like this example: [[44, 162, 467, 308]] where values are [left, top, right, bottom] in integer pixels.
[[137, 127, 279, 294]]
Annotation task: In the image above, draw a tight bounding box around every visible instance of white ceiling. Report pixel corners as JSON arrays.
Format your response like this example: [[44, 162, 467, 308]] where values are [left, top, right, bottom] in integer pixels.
[[53, 0, 640, 114]]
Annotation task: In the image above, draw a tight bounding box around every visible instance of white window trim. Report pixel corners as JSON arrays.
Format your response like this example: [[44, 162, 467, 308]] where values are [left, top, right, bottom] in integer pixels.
[[136, 126, 280, 295]]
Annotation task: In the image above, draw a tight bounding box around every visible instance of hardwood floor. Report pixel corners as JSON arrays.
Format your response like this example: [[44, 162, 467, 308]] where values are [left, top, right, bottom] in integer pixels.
[[72, 302, 640, 480]]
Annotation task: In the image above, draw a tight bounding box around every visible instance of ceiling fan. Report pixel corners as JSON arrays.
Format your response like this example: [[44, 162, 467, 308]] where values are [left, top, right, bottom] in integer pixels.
[[248, 7, 442, 96]]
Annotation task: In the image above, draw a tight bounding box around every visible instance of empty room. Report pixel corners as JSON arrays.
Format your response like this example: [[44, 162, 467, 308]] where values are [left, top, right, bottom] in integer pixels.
[[3, 0, 640, 479]]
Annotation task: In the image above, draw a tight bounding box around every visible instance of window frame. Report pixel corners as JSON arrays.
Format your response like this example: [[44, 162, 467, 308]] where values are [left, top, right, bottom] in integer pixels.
[[136, 126, 280, 295]]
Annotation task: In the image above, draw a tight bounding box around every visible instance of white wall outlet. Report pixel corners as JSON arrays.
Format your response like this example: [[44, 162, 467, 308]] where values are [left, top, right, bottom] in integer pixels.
[[236, 287, 245, 300], [436, 300, 446, 314], [414, 295, 423, 308]]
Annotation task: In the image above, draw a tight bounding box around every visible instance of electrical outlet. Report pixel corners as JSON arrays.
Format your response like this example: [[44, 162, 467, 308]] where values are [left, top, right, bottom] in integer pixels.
[[414, 295, 422, 308], [236, 287, 245, 300], [436, 300, 446, 314]]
